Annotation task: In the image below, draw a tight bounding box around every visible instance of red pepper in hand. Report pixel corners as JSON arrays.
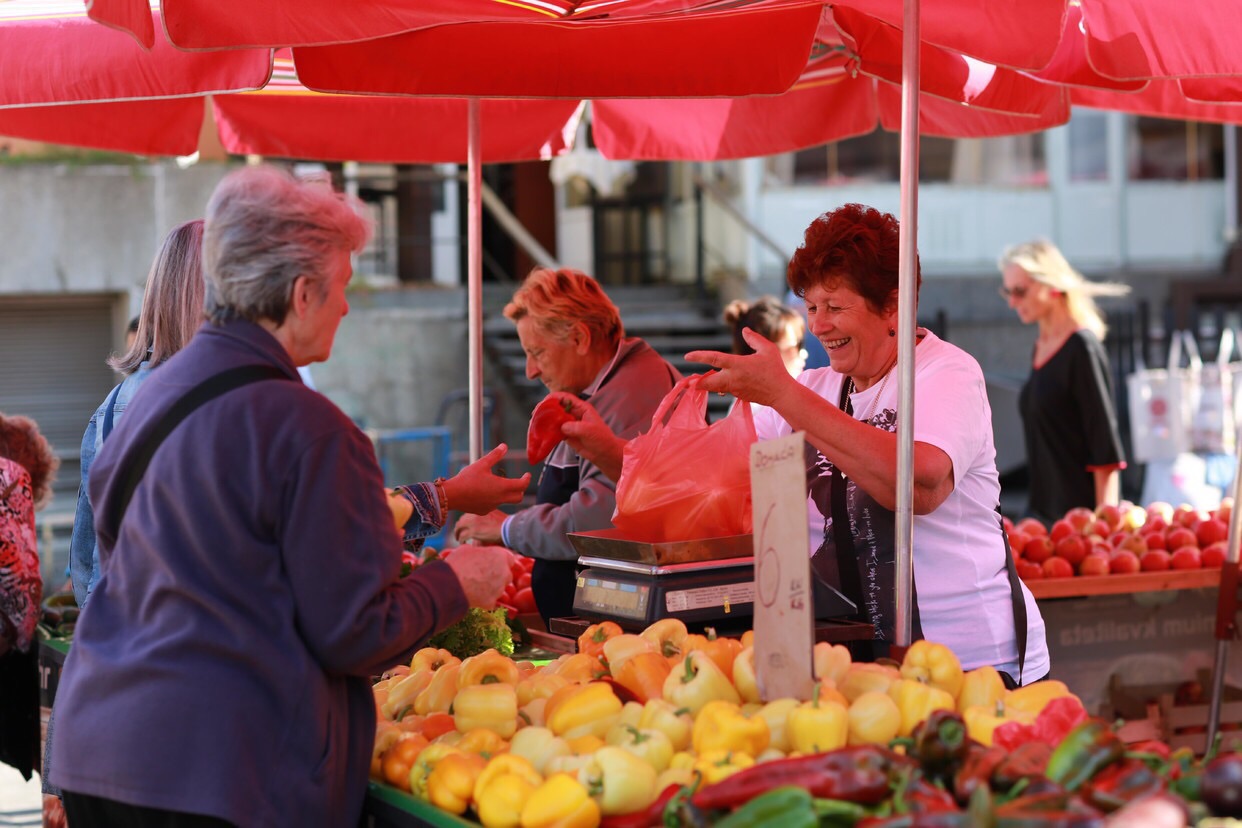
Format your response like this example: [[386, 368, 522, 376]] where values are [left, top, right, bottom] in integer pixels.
[[527, 395, 577, 464]]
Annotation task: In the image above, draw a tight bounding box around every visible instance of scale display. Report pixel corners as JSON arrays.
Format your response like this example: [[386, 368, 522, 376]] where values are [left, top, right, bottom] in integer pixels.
[[574, 575, 651, 621]]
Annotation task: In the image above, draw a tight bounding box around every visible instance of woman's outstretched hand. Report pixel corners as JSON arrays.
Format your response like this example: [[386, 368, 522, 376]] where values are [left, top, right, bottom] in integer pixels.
[[686, 327, 794, 408]]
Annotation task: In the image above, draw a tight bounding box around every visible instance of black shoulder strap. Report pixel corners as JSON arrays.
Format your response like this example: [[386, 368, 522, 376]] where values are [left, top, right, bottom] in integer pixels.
[[999, 509, 1028, 685], [105, 364, 290, 532]]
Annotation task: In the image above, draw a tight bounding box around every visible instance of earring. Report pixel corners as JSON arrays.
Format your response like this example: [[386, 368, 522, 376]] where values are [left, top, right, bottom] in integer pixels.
[[888, 327, 896, 337]]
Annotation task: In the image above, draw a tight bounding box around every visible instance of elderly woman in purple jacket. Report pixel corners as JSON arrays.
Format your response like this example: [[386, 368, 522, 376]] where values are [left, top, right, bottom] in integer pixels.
[[50, 165, 525, 828]]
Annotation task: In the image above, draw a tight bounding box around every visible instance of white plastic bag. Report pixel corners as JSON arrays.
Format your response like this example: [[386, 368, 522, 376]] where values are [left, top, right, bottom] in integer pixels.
[[1126, 330, 1199, 463]]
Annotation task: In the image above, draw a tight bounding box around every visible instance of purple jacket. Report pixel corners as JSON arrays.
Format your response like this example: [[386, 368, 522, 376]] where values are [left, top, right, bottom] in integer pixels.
[[50, 320, 466, 827]]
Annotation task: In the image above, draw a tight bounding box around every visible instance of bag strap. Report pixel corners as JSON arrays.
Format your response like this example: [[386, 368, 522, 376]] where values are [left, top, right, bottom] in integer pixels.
[[104, 364, 291, 531], [998, 509, 1027, 685], [100, 382, 124, 440]]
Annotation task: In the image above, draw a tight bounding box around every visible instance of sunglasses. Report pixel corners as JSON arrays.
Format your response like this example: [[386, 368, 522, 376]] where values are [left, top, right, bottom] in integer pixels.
[[998, 285, 1030, 300]]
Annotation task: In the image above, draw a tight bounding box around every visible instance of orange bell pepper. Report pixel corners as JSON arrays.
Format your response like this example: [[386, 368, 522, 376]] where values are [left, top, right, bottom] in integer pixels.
[[414, 663, 462, 716], [613, 651, 671, 704], [427, 751, 487, 814], [546, 682, 624, 739], [602, 634, 656, 675], [411, 647, 461, 674], [517, 674, 571, 707], [380, 733, 429, 791], [459, 649, 522, 688], [577, 620, 623, 660], [420, 712, 459, 742], [696, 628, 743, 679], [551, 653, 610, 684]]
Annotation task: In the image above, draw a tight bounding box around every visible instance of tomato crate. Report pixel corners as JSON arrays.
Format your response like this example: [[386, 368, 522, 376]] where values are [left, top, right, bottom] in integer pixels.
[[1107, 670, 1242, 754]]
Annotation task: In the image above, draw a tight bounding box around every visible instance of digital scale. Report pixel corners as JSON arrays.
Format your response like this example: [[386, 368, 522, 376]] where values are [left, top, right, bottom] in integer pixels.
[[565, 529, 861, 633]]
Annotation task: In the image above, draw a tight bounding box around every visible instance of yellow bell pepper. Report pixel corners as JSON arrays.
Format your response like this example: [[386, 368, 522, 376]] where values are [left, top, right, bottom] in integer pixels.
[[662, 651, 741, 715], [693, 750, 755, 785], [957, 665, 1007, 713], [606, 725, 674, 773], [962, 702, 1011, 747], [838, 662, 901, 703], [579, 746, 659, 817], [545, 754, 596, 776], [409, 743, 462, 800], [617, 701, 645, 730], [460, 649, 522, 688], [477, 773, 538, 828], [517, 674, 570, 707], [381, 669, 433, 721], [888, 678, 957, 738], [454, 683, 519, 739], [756, 698, 800, 753], [457, 727, 510, 757], [640, 618, 689, 662], [846, 690, 902, 746], [655, 767, 696, 794], [552, 653, 610, 684], [414, 663, 462, 716], [812, 642, 853, 685], [691, 700, 770, 757], [411, 647, 460, 674], [787, 686, 849, 754], [520, 773, 601, 828], [566, 734, 606, 756], [578, 620, 624, 660], [546, 682, 624, 739], [669, 751, 696, 772], [638, 699, 694, 752], [474, 754, 543, 805], [1003, 679, 1076, 723], [899, 640, 964, 699], [428, 751, 487, 815], [732, 647, 760, 704], [602, 634, 656, 675], [508, 727, 572, 775]]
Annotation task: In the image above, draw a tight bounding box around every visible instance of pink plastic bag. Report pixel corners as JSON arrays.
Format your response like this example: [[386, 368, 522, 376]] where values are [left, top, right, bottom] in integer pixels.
[[612, 372, 758, 542]]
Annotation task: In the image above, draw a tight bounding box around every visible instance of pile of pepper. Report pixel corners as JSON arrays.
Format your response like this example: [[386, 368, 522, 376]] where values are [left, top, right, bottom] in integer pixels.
[[368, 621, 1242, 827]]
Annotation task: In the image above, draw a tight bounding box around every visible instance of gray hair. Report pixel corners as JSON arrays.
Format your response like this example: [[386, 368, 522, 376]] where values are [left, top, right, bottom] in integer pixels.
[[203, 165, 372, 326]]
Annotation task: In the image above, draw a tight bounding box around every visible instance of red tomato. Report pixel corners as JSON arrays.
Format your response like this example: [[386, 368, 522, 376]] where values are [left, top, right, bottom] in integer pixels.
[[513, 587, 537, 615]]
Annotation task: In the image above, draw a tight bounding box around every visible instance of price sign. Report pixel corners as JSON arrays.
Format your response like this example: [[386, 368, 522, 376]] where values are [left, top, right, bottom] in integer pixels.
[[750, 432, 815, 702]]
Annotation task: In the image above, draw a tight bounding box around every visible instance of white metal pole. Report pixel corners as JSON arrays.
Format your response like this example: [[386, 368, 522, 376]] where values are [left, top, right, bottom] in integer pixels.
[[894, 0, 920, 648], [467, 98, 484, 464]]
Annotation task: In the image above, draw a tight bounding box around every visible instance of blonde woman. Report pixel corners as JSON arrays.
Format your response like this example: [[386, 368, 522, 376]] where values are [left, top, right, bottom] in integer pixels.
[[999, 240, 1129, 524]]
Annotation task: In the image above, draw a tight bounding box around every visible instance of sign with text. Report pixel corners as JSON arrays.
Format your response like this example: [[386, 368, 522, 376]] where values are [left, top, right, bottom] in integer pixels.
[[751, 431, 815, 702]]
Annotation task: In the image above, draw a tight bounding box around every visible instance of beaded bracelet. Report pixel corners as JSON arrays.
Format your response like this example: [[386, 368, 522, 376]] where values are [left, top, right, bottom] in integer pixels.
[[432, 477, 449, 527]]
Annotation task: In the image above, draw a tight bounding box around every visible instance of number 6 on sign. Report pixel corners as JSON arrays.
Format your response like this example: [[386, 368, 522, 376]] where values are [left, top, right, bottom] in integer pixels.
[[750, 432, 815, 702]]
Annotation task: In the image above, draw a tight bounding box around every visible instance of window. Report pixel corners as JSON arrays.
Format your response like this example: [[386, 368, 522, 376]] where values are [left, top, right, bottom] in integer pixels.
[[1068, 110, 1109, 182], [1128, 117, 1224, 181]]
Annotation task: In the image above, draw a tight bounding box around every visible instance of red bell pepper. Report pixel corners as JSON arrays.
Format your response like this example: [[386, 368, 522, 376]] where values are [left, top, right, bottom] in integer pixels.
[[527, 395, 577, 464]]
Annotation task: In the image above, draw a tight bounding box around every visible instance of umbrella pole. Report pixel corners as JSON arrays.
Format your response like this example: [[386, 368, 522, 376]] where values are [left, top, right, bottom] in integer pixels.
[[893, 0, 920, 652], [467, 98, 484, 465], [1207, 453, 1242, 744]]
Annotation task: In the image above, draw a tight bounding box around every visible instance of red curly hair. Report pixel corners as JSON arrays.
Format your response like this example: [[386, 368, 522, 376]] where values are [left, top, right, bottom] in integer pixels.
[[786, 203, 921, 316], [0, 413, 58, 509]]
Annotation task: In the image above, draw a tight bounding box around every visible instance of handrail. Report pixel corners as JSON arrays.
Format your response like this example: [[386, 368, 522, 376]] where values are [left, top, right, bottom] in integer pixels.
[[692, 172, 791, 265]]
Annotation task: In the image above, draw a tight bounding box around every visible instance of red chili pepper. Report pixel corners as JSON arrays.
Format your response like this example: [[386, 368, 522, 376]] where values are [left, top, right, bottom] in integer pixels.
[[600, 783, 683, 828], [692, 746, 907, 811], [527, 395, 577, 464]]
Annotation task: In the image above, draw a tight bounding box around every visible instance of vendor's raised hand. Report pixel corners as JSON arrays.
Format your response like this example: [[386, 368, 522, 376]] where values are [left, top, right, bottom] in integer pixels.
[[555, 394, 627, 483], [443, 444, 530, 516], [686, 328, 793, 407], [444, 543, 511, 609], [454, 510, 506, 546]]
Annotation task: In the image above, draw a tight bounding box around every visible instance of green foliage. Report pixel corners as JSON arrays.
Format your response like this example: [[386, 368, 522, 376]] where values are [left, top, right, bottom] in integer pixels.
[[427, 607, 514, 659]]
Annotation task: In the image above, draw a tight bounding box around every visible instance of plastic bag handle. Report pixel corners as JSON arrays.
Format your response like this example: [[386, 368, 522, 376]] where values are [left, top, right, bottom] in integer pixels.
[[1168, 330, 1203, 371], [647, 371, 711, 429], [1218, 328, 1236, 366]]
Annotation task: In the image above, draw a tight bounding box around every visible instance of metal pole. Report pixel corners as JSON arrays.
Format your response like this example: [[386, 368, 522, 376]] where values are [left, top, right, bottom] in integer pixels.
[[1207, 454, 1242, 744], [894, 0, 920, 648], [467, 98, 484, 464]]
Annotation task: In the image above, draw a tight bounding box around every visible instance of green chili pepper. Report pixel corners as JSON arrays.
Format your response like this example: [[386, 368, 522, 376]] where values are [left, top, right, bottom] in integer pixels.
[[712, 786, 818, 828], [1044, 720, 1124, 792]]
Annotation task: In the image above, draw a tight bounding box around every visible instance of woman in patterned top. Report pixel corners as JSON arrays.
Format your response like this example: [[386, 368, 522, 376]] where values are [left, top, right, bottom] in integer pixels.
[[0, 412, 57, 781]]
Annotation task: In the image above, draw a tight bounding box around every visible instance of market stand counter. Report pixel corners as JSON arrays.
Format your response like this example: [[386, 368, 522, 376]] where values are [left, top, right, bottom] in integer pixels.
[[363, 781, 473, 828], [1028, 567, 1242, 742]]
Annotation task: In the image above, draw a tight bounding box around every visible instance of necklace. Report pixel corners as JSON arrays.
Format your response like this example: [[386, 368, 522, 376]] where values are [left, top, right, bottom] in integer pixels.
[[847, 362, 895, 422]]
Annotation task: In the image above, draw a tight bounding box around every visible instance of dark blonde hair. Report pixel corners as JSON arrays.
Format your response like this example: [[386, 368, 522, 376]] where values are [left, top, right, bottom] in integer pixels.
[[503, 268, 623, 350], [0, 413, 58, 510], [110, 219, 206, 375], [722, 296, 804, 356]]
